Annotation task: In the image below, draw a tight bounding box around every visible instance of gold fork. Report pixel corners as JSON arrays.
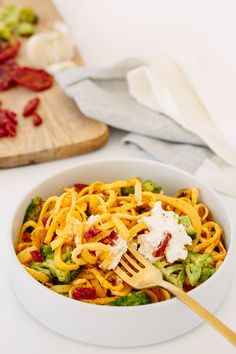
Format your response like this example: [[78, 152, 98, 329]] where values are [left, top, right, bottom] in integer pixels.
[[114, 245, 236, 346]]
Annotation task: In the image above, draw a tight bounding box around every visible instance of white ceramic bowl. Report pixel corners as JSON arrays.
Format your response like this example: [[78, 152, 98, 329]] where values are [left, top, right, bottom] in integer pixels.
[[10, 159, 234, 347]]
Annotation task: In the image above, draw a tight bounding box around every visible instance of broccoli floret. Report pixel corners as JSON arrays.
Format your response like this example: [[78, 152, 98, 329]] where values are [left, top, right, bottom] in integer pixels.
[[19, 7, 38, 23], [179, 215, 196, 239], [185, 263, 202, 286], [61, 246, 72, 262], [156, 261, 185, 289], [17, 22, 35, 36], [109, 291, 151, 306], [43, 259, 71, 283], [185, 251, 215, 286], [23, 196, 43, 223], [121, 186, 134, 196], [185, 251, 213, 268], [30, 262, 52, 279], [199, 266, 215, 282], [141, 180, 161, 193], [40, 245, 53, 258]]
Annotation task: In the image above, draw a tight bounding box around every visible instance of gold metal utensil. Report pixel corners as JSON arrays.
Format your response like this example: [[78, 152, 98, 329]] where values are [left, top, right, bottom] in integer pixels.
[[114, 245, 236, 346]]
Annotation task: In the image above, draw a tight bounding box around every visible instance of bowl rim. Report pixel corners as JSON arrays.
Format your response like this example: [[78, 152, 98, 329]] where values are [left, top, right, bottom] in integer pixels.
[[9, 158, 235, 313]]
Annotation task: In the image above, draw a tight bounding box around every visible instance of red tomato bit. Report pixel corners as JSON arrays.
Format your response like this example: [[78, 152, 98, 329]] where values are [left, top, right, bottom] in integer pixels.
[[0, 60, 18, 91], [73, 287, 97, 300], [42, 217, 49, 227], [152, 232, 172, 257], [30, 250, 45, 262], [23, 97, 40, 117], [101, 230, 119, 246], [0, 41, 21, 64], [74, 183, 88, 192], [0, 108, 18, 137], [12, 67, 53, 92], [32, 112, 43, 126], [84, 228, 101, 240]]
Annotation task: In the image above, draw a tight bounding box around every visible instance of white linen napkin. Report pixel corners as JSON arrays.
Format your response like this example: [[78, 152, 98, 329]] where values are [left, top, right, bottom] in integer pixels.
[[55, 58, 236, 197], [127, 54, 236, 168]]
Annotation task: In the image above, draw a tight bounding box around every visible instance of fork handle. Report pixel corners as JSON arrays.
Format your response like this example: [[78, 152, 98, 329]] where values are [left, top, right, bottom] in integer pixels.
[[159, 280, 236, 346]]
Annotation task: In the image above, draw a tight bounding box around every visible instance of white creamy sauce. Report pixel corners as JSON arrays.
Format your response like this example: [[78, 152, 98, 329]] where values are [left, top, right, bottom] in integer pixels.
[[107, 234, 127, 270], [138, 201, 192, 263]]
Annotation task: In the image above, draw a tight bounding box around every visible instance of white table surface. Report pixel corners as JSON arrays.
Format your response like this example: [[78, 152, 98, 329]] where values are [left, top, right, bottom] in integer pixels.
[[2, 1, 236, 352], [1, 128, 236, 354]]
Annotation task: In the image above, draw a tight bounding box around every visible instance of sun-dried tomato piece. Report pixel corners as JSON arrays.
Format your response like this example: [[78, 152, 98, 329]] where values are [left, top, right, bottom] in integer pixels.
[[12, 67, 53, 91], [101, 230, 119, 246], [0, 60, 19, 91], [0, 108, 18, 137], [32, 112, 43, 126], [74, 183, 88, 192], [42, 217, 49, 227], [30, 250, 45, 262], [153, 232, 172, 257], [84, 228, 101, 240], [73, 287, 97, 300], [0, 41, 21, 64], [23, 97, 40, 117]]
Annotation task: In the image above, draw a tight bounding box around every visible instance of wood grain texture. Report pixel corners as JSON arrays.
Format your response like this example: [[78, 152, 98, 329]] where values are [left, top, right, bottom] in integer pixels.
[[0, 0, 109, 168]]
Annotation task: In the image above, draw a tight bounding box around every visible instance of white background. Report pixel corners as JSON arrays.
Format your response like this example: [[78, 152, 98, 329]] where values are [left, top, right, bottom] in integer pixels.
[[1, 1, 236, 353]]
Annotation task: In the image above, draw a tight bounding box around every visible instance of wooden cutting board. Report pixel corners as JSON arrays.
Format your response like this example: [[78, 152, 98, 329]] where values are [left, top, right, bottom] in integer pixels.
[[0, 0, 109, 168]]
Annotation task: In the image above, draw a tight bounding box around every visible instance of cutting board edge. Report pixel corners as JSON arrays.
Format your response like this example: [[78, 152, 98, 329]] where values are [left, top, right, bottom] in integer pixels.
[[0, 125, 109, 168]]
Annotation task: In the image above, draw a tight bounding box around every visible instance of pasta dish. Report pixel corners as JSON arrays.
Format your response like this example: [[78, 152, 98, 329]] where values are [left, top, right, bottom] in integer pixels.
[[15, 178, 226, 306]]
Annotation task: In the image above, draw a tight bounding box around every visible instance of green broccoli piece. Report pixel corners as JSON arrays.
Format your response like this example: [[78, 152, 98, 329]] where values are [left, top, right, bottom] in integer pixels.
[[109, 291, 151, 306], [30, 262, 52, 279], [199, 266, 215, 282], [179, 215, 196, 239], [156, 261, 186, 289], [185, 251, 215, 286], [185, 263, 202, 286], [185, 251, 213, 268], [17, 22, 35, 36], [23, 196, 44, 223], [121, 186, 134, 196], [19, 7, 38, 23], [43, 259, 71, 283], [40, 245, 53, 259], [141, 180, 161, 193], [61, 246, 72, 262]]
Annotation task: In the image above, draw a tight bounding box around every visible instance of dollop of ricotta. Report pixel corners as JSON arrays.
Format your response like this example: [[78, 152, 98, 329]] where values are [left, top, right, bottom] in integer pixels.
[[108, 234, 127, 270], [138, 201, 192, 263]]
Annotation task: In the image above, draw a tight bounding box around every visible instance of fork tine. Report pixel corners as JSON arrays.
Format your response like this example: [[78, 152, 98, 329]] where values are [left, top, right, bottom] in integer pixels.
[[119, 259, 137, 275], [123, 253, 142, 270], [127, 244, 150, 266], [114, 266, 133, 284]]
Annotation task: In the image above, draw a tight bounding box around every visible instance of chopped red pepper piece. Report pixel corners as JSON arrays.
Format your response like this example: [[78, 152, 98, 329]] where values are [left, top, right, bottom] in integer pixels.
[[153, 232, 172, 257]]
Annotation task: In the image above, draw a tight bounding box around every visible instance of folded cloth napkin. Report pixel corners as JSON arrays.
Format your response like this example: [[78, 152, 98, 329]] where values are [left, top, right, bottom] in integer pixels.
[[56, 58, 236, 197]]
